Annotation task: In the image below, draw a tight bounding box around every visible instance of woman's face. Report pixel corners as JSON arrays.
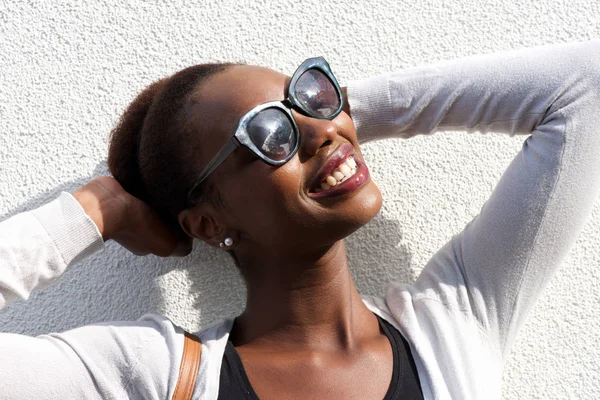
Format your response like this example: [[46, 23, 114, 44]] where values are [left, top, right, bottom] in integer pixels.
[[184, 65, 382, 258]]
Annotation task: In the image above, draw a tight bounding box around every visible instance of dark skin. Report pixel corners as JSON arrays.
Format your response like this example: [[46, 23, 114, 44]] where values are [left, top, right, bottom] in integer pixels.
[[76, 67, 393, 399]]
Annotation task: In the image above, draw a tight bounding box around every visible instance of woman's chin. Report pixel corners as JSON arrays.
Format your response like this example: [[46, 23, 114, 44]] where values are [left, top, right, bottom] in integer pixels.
[[341, 181, 383, 233], [267, 181, 383, 252], [318, 181, 383, 242]]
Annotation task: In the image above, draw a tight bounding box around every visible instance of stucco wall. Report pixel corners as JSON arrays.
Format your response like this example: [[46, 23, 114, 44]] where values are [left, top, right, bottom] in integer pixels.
[[1, 1, 599, 398]]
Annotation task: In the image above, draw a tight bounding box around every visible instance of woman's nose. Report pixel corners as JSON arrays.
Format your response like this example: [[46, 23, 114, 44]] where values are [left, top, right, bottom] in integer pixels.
[[294, 113, 339, 161]]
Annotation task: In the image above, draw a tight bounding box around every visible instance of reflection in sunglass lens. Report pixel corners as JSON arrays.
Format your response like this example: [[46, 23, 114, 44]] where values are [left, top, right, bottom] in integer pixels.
[[295, 69, 340, 118], [247, 108, 296, 161]]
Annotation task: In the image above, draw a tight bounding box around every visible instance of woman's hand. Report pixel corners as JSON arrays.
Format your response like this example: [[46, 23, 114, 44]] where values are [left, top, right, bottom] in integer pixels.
[[73, 176, 193, 257]]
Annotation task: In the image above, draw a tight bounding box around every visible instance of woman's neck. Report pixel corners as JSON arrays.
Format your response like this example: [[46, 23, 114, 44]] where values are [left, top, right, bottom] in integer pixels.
[[232, 240, 377, 351]]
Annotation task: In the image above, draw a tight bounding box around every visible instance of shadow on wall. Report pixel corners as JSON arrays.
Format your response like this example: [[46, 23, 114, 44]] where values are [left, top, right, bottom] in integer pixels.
[[347, 214, 415, 297], [2, 162, 111, 218], [0, 161, 415, 335]]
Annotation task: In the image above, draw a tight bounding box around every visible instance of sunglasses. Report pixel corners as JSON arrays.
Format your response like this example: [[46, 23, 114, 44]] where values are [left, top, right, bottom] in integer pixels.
[[187, 56, 345, 205]]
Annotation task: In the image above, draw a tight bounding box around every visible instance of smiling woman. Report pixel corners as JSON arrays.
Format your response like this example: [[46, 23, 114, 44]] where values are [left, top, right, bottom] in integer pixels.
[[1, 40, 600, 399]]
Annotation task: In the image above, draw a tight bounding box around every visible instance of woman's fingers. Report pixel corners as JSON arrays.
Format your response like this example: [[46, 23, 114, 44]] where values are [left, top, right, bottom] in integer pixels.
[[76, 176, 193, 258]]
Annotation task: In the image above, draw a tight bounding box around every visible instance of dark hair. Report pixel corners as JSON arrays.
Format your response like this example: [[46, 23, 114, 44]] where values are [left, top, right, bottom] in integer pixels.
[[108, 63, 235, 232]]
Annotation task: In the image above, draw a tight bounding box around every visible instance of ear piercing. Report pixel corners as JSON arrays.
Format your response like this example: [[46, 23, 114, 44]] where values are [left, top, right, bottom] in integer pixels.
[[219, 237, 233, 248]]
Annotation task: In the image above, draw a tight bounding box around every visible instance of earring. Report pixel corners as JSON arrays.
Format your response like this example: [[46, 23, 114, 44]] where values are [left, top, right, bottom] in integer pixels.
[[219, 237, 233, 248]]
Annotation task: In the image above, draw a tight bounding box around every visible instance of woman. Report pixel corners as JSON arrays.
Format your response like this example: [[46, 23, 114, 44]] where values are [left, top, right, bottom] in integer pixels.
[[1, 40, 599, 399]]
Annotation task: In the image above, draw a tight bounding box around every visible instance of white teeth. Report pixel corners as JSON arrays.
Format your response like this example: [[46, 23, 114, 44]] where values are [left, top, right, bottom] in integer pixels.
[[312, 156, 360, 193], [333, 171, 345, 181], [339, 164, 352, 177], [326, 176, 337, 187]]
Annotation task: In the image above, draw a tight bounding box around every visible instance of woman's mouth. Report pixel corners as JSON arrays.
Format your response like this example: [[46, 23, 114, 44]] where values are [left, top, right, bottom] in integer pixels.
[[308, 155, 370, 198], [317, 155, 358, 190]]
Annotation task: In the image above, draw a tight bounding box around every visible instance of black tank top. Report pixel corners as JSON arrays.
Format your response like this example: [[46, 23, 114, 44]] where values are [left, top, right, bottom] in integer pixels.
[[217, 314, 424, 399]]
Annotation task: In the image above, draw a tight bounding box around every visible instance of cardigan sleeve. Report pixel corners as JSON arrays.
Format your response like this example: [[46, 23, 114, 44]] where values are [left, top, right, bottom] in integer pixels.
[[0, 192, 104, 310], [348, 40, 600, 357], [0, 313, 185, 399]]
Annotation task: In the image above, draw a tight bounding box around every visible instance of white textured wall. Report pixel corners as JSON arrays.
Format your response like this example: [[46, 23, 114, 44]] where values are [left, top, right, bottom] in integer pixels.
[[1, 1, 599, 398]]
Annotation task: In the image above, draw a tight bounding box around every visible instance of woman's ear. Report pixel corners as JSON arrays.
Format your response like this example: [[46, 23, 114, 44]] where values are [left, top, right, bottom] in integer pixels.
[[178, 204, 225, 248]]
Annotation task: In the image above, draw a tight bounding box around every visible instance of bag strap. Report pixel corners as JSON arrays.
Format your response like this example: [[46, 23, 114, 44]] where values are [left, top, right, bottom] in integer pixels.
[[172, 331, 202, 400]]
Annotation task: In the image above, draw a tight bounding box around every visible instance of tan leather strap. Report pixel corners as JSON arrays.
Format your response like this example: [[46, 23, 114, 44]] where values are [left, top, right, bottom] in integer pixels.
[[172, 331, 202, 400]]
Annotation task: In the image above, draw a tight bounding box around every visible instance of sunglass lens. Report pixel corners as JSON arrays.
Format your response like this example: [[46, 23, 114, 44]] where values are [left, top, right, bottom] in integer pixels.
[[247, 108, 297, 161], [295, 69, 340, 118]]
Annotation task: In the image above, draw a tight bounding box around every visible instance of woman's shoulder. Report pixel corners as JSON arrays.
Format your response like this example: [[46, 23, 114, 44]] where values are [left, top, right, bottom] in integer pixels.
[[72, 313, 233, 399], [98, 313, 233, 398]]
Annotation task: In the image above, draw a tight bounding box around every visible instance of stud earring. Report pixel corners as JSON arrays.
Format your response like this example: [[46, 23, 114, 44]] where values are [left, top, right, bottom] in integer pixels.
[[219, 237, 233, 248]]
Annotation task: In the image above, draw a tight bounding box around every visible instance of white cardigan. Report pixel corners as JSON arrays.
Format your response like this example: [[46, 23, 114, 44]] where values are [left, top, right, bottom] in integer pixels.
[[1, 40, 599, 399]]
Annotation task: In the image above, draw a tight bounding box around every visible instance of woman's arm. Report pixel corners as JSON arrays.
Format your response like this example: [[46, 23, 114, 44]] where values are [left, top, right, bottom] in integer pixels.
[[0, 177, 194, 398], [0, 176, 191, 309], [348, 40, 600, 356]]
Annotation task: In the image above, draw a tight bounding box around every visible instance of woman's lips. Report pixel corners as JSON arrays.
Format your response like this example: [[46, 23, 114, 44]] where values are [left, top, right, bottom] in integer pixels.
[[307, 158, 370, 199]]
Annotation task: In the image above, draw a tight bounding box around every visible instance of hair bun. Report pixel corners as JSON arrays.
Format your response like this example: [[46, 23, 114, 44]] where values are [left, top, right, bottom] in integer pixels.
[[108, 79, 166, 204]]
